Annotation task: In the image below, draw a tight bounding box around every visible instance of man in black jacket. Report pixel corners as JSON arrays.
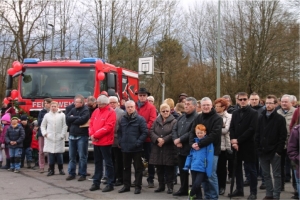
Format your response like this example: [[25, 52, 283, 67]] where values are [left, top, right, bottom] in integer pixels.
[[229, 92, 258, 200], [189, 97, 223, 200], [172, 97, 198, 196], [255, 95, 287, 199], [65, 95, 90, 181]]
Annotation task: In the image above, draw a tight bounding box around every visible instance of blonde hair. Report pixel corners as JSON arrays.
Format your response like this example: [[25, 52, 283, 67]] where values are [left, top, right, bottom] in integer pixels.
[[164, 98, 174, 109], [160, 103, 170, 111], [175, 103, 184, 115], [51, 101, 58, 105]]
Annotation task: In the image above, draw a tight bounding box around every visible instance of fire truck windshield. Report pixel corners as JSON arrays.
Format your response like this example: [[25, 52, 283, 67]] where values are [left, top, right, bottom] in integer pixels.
[[21, 67, 95, 98]]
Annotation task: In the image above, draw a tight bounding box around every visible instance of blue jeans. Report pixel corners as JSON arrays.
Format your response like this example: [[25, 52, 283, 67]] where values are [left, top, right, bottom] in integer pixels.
[[202, 156, 219, 200], [68, 136, 88, 176], [93, 145, 114, 187], [21, 147, 32, 162], [294, 170, 300, 198], [260, 154, 281, 198], [9, 148, 22, 170], [48, 153, 63, 165]]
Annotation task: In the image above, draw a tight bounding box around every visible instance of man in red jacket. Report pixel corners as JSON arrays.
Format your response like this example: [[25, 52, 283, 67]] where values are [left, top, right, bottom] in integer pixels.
[[88, 95, 117, 192], [135, 88, 157, 188]]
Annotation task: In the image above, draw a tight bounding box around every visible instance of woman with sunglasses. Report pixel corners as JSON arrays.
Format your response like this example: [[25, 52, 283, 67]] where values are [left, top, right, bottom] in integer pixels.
[[149, 103, 177, 194]]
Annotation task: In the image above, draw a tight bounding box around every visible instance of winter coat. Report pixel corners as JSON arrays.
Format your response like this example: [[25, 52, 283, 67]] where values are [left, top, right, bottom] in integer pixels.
[[136, 100, 157, 142], [289, 107, 300, 131], [277, 107, 296, 148], [251, 104, 265, 116], [287, 125, 300, 178], [230, 106, 258, 162], [41, 110, 67, 153], [66, 105, 90, 137], [117, 111, 148, 152], [5, 124, 25, 148], [227, 105, 236, 114], [255, 109, 287, 157], [89, 105, 116, 146], [190, 108, 223, 156], [112, 107, 125, 147], [31, 129, 39, 150], [0, 123, 10, 144], [22, 124, 33, 148], [149, 114, 177, 166], [184, 137, 214, 177], [37, 109, 48, 137], [172, 110, 198, 156], [218, 111, 232, 151]]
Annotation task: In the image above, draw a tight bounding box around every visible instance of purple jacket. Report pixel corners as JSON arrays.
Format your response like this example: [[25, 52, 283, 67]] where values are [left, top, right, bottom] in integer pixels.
[[0, 123, 10, 144], [287, 124, 300, 178]]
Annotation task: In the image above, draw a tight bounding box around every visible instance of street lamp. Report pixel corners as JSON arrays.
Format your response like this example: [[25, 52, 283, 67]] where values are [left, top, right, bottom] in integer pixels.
[[48, 23, 54, 60]]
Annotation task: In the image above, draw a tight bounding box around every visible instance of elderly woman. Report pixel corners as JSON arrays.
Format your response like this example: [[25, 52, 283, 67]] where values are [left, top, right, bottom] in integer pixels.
[[214, 98, 232, 195], [149, 103, 177, 194], [41, 101, 67, 176]]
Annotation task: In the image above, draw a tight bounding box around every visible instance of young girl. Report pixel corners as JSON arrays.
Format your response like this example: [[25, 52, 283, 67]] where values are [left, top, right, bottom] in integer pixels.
[[0, 113, 11, 169], [31, 120, 39, 170], [0, 124, 3, 167], [5, 116, 25, 173], [183, 124, 214, 200]]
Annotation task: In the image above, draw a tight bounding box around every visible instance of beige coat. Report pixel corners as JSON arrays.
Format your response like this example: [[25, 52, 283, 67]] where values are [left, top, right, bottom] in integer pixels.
[[277, 107, 296, 148], [219, 111, 232, 151], [41, 109, 67, 153]]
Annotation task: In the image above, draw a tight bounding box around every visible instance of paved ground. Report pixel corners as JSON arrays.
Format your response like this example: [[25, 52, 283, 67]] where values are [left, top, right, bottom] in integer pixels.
[[0, 162, 297, 200]]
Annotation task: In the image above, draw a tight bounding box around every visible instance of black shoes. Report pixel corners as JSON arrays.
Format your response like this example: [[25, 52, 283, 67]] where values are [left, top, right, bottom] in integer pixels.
[[219, 188, 225, 195], [259, 182, 266, 189], [78, 176, 86, 181], [154, 187, 165, 192], [167, 188, 173, 194], [89, 184, 100, 191], [228, 189, 244, 197], [114, 181, 123, 186], [59, 170, 65, 175], [244, 180, 250, 186], [173, 190, 188, 196], [102, 185, 114, 192], [118, 187, 130, 193], [66, 175, 76, 181], [134, 188, 141, 194], [47, 170, 54, 176], [247, 194, 257, 200]]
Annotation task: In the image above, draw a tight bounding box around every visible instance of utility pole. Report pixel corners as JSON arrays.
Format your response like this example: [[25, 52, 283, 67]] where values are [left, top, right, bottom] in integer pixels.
[[48, 24, 54, 60]]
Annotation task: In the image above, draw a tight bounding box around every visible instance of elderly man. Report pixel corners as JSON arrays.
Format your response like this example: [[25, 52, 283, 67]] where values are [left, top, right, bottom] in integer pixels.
[[255, 95, 287, 199], [118, 100, 148, 194], [65, 95, 90, 181], [229, 92, 258, 200], [109, 96, 125, 186], [172, 97, 198, 196], [277, 94, 296, 193], [89, 95, 116, 192], [135, 88, 157, 188], [189, 97, 223, 200]]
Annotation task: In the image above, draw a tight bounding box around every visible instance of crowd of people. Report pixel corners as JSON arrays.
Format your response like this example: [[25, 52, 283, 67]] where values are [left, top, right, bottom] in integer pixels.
[[0, 89, 299, 200]]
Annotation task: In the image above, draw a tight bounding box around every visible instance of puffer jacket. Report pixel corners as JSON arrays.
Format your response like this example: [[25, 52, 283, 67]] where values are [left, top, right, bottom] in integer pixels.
[[89, 105, 116, 146], [41, 109, 67, 153], [186, 137, 214, 177], [66, 105, 90, 137], [218, 111, 232, 151], [136, 100, 157, 142], [117, 111, 148, 152], [149, 115, 177, 166], [172, 110, 198, 156], [5, 124, 25, 148]]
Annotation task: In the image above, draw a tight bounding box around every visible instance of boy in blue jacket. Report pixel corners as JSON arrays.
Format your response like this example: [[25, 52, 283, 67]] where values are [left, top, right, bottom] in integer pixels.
[[183, 124, 214, 200]]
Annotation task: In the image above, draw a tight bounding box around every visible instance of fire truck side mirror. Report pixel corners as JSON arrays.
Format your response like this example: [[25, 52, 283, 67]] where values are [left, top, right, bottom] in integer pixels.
[[6, 75, 13, 89], [107, 73, 115, 89], [108, 88, 116, 97]]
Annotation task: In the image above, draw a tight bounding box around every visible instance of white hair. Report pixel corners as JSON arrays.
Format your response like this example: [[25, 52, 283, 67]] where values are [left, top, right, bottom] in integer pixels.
[[200, 97, 212, 105], [125, 100, 135, 107], [281, 94, 293, 102], [109, 96, 119, 102], [147, 96, 154, 101], [97, 95, 109, 104], [290, 95, 297, 102]]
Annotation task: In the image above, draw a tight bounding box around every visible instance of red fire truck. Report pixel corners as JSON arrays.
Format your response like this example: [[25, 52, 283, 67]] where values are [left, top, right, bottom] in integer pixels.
[[5, 58, 139, 118]]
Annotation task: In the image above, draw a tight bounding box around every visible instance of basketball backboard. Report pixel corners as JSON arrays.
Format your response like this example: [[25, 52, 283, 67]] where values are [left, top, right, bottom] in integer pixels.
[[138, 57, 154, 75]]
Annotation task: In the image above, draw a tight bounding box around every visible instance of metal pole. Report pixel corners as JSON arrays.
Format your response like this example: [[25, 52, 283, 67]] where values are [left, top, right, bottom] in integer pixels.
[[216, 0, 221, 98], [48, 24, 54, 60], [162, 72, 165, 104]]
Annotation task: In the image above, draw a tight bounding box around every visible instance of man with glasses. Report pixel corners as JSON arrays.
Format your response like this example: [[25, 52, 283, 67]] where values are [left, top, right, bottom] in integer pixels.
[[134, 88, 157, 188], [189, 97, 223, 200], [88, 95, 116, 192], [255, 95, 287, 200], [66, 95, 90, 182], [172, 97, 198, 197], [229, 92, 258, 200], [109, 96, 125, 186]]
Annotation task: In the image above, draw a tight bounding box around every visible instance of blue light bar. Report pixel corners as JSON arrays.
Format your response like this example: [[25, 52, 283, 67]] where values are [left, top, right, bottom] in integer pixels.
[[80, 58, 105, 64], [23, 58, 40, 64]]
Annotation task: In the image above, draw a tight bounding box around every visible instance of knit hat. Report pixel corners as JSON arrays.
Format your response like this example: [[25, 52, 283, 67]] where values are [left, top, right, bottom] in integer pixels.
[[20, 115, 28, 121], [1, 113, 11, 122], [11, 115, 19, 121]]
